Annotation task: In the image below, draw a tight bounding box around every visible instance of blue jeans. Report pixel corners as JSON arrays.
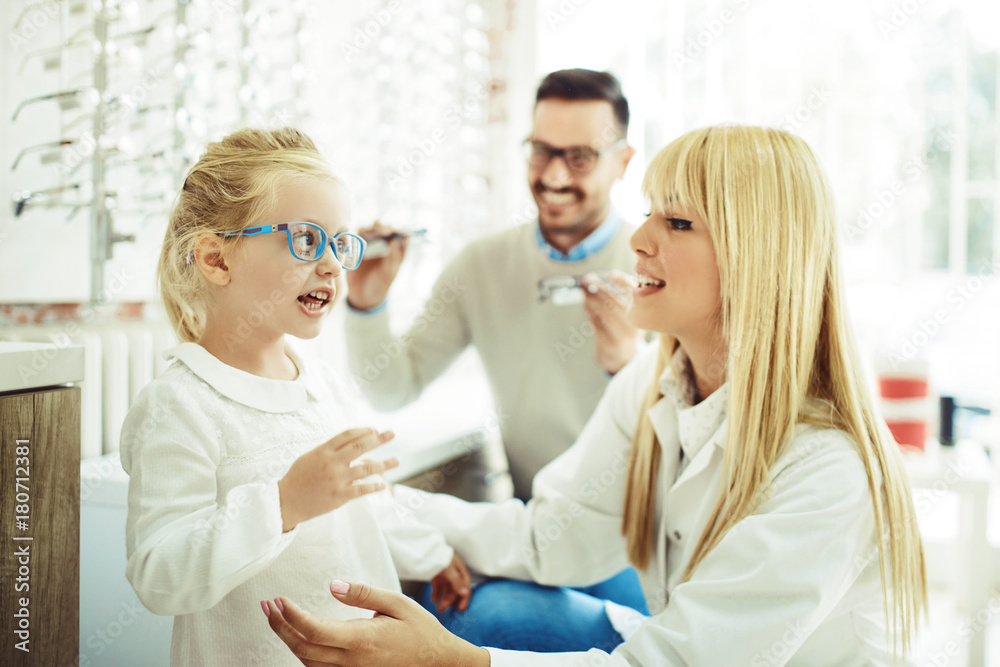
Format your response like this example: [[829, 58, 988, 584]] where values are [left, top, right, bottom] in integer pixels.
[[419, 568, 649, 653]]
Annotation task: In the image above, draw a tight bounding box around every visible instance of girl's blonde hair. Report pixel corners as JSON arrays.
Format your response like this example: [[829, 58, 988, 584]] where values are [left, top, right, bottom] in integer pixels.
[[621, 126, 926, 655], [158, 127, 337, 342]]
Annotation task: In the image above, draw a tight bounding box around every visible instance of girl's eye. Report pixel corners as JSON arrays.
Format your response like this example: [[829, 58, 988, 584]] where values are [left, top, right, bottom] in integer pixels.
[[292, 231, 318, 247], [668, 218, 693, 231]]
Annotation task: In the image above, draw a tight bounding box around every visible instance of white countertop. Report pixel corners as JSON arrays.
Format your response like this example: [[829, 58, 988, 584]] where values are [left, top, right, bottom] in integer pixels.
[[0, 341, 85, 393], [82, 424, 489, 507], [81, 364, 496, 505]]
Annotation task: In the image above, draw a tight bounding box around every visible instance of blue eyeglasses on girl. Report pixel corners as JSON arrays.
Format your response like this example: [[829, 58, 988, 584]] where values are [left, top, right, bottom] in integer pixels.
[[220, 222, 367, 269]]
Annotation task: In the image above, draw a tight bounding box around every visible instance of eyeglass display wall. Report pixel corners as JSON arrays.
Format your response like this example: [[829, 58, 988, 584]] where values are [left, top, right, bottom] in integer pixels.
[[1, 0, 315, 305], [1, 0, 517, 310], [302, 0, 514, 328]]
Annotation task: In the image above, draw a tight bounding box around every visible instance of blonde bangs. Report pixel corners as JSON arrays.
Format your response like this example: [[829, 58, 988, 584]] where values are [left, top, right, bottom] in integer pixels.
[[641, 128, 712, 225]]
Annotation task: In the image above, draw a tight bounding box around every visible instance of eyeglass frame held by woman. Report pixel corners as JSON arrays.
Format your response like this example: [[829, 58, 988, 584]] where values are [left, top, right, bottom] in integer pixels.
[[537, 269, 629, 304]]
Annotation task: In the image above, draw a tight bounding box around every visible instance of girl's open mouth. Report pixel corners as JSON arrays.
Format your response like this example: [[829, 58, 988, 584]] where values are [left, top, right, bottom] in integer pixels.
[[298, 289, 332, 315]]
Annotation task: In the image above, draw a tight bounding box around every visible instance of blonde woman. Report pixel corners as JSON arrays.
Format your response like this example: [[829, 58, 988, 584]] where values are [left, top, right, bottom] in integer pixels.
[[264, 125, 927, 666]]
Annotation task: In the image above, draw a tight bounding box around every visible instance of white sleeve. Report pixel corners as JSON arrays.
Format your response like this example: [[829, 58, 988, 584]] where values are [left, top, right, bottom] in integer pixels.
[[345, 251, 473, 411], [392, 346, 653, 586], [481, 430, 880, 666], [611, 431, 879, 666], [121, 381, 297, 616], [368, 485, 454, 581]]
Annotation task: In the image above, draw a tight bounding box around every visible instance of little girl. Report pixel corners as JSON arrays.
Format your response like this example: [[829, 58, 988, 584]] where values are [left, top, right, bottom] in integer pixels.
[[121, 127, 470, 666]]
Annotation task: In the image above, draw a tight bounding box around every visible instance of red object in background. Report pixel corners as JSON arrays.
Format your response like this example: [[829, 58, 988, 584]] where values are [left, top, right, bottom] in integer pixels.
[[884, 420, 927, 452], [878, 373, 930, 451], [878, 376, 930, 400]]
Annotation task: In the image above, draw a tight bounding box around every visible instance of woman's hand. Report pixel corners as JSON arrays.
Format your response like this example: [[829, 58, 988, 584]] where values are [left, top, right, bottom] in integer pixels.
[[263, 581, 490, 667], [430, 553, 472, 613], [277, 428, 399, 532], [581, 270, 641, 375]]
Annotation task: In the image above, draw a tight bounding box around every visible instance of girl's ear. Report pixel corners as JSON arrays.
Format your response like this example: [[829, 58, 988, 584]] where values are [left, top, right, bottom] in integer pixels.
[[194, 233, 231, 286]]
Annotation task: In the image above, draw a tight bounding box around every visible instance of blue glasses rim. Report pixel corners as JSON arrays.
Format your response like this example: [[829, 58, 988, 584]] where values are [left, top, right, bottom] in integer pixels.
[[218, 221, 366, 268]]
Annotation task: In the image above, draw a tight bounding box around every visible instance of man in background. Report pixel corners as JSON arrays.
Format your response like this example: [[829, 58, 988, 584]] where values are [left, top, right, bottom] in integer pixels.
[[346, 68, 641, 501]]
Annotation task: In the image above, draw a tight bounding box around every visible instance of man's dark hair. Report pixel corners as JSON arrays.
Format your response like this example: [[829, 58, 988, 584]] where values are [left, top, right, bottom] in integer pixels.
[[535, 69, 629, 137]]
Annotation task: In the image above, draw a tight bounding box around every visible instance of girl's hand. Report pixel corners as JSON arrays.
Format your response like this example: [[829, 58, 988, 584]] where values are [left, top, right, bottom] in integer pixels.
[[278, 428, 399, 532], [430, 554, 472, 613], [263, 582, 490, 667]]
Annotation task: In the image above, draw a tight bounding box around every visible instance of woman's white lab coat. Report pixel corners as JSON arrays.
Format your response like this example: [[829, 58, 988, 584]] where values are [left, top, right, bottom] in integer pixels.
[[396, 344, 894, 666]]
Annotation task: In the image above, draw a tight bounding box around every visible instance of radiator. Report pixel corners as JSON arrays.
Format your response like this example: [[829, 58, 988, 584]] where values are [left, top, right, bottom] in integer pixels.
[[0, 321, 177, 459]]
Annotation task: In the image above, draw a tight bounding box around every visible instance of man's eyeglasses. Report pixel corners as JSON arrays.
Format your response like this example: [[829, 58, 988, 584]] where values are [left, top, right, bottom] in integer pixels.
[[220, 222, 366, 269], [523, 138, 627, 175]]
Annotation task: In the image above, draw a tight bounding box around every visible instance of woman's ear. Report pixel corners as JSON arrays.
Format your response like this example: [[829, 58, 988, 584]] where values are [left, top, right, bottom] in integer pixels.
[[193, 233, 231, 286]]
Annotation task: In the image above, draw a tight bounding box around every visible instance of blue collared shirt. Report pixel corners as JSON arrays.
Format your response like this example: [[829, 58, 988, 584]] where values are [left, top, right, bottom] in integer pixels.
[[535, 209, 621, 262]]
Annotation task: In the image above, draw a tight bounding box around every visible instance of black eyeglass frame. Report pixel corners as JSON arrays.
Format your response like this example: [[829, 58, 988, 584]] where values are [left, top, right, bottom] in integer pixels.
[[522, 138, 628, 174]]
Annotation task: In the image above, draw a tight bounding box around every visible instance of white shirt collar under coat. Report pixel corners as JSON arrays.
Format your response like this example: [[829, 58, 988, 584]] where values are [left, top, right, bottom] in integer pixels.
[[164, 342, 318, 413], [655, 348, 729, 464]]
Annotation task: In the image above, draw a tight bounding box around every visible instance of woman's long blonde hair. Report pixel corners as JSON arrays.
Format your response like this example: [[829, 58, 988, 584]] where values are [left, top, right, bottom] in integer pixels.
[[157, 127, 337, 342], [621, 126, 926, 654]]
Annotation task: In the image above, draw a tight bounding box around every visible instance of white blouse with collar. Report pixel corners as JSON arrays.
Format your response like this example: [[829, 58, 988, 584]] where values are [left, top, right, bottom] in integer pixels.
[[398, 343, 895, 666], [121, 342, 453, 667]]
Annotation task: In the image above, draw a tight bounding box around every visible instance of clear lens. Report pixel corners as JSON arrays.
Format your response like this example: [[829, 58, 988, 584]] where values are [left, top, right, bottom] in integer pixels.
[[565, 148, 597, 172], [290, 223, 323, 260], [525, 141, 546, 166], [333, 234, 364, 269], [539, 275, 579, 290], [524, 140, 598, 173]]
